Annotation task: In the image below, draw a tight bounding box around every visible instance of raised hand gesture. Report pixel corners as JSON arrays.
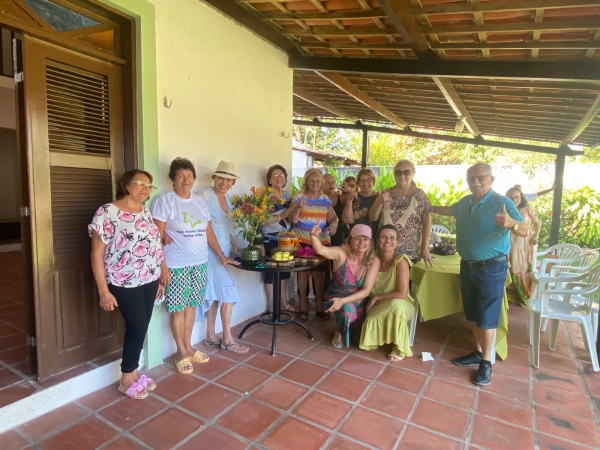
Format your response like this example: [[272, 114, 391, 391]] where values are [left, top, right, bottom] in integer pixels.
[[494, 204, 515, 229]]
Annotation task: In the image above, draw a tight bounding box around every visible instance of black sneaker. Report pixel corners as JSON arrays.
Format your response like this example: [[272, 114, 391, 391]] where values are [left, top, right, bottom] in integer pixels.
[[473, 363, 493, 386], [452, 351, 482, 367]]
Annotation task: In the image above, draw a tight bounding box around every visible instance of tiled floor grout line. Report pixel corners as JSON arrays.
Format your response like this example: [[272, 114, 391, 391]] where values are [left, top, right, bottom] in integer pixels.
[[246, 333, 357, 448], [562, 320, 600, 437], [7, 308, 600, 449]]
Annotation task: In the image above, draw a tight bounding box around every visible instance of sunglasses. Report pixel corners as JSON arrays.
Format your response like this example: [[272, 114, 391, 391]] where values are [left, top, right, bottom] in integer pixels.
[[394, 169, 413, 177], [467, 175, 491, 184], [131, 180, 156, 190]]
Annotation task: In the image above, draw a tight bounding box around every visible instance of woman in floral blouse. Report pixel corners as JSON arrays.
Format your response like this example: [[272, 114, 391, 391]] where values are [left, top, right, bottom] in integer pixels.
[[369, 160, 434, 266], [89, 169, 167, 400]]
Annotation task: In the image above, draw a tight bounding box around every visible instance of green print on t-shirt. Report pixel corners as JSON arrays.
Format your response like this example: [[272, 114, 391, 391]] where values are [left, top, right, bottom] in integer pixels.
[[182, 212, 203, 228]]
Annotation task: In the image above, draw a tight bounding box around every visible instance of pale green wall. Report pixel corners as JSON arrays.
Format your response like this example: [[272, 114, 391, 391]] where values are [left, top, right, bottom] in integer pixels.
[[98, 0, 163, 368]]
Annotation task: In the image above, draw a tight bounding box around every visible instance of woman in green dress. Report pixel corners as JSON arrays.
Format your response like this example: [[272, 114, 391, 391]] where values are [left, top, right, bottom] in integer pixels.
[[360, 225, 415, 362]]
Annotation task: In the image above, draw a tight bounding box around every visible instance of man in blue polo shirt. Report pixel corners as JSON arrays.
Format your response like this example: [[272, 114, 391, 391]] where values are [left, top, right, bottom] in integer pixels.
[[433, 163, 527, 386]]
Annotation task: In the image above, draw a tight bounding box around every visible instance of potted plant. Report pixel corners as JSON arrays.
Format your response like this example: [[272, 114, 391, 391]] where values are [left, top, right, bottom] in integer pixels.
[[230, 186, 285, 265]]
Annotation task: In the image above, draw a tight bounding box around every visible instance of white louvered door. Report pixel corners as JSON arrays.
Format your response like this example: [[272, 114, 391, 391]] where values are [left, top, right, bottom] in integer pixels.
[[23, 35, 124, 379]]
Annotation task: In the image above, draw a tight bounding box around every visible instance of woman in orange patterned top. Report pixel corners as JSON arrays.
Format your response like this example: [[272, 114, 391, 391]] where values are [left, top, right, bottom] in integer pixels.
[[289, 169, 338, 320]]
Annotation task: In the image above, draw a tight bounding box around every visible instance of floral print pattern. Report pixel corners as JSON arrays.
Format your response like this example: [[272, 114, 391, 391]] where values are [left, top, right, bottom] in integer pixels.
[[378, 187, 433, 260], [326, 259, 368, 347], [89, 204, 163, 288]]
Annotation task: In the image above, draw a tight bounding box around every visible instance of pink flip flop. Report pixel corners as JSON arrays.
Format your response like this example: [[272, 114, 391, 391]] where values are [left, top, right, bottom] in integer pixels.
[[118, 381, 148, 400], [137, 374, 156, 391]]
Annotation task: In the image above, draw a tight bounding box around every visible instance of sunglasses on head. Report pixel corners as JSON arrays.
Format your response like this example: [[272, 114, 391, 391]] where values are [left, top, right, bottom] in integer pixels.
[[394, 169, 412, 177]]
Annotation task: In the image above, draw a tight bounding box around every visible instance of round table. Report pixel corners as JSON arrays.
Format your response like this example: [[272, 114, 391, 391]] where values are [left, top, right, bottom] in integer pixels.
[[231, 257, 327, 356]]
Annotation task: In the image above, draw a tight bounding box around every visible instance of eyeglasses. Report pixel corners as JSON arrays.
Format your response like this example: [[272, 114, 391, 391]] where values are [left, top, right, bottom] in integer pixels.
[[271, 174, 286, 179], [131, 180, 155, 190], [467, 175, 491, 184], [359, 178, 374, 184], [394, 169, 413, 177]]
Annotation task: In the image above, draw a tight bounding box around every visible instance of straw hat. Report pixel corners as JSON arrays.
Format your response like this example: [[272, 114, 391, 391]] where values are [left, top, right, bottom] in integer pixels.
[[212, 161, 240, 179]]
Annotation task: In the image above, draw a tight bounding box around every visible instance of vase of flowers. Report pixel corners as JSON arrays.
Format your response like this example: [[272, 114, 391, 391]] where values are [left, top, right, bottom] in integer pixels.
[[230, 186, 285, 265]]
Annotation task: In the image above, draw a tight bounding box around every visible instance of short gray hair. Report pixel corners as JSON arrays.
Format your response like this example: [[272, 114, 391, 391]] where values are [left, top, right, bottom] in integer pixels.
[[394, 159, 416, 173], [468, 163, 493, 175]]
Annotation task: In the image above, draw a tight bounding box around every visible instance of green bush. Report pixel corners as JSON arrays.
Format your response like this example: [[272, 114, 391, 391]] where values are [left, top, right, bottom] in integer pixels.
[[531, 186, 600, 249], [421, 179, 470, 233]]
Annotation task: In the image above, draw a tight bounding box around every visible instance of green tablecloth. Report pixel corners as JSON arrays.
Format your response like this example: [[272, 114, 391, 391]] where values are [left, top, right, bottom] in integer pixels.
[[409, 253, 509, 361], [436, 232, 456, 243]]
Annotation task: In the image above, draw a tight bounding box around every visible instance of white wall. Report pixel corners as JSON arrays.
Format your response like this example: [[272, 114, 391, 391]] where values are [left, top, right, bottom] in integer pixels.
[[147, 0, 293, 358], [292, 149, 311, 176]]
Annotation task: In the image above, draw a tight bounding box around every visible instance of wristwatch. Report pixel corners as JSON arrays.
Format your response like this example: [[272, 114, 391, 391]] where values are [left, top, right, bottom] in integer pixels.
[[512, 221, 518, 231]]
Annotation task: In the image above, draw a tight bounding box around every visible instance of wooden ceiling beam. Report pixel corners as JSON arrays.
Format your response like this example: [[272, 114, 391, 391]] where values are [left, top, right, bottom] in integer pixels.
[[293, 87, 359, 122], [428, 20, 600, 35], [293, 108, 316, 120], [202, 0, 298, 55], [289, 55, 600, 82], [316, 71, 410, 128], [292, 119, 582, 155], [284, 26, 397, 36], [260, 8, 387, 20], [452, 79, 600, 91], [377, 0, 437, 59], [411, 0, 600, 15], [432, 77, 481, 136], [559, 93, 600, 146], [300, 42, 411, 50], [431, 41, 600, 50]]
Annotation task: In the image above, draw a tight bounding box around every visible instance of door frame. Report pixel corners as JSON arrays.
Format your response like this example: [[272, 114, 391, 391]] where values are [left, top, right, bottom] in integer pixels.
[[0, 0, 139, 378]]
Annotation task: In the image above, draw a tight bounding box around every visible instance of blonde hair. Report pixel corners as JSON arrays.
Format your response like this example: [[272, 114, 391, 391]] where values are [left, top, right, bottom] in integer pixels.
[[302, 168, 325, 194], [394, 159, 416, 173], [342, 234, 375, 267]]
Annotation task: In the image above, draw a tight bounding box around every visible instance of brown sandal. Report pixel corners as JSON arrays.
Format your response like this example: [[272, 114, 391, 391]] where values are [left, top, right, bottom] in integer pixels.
[[316, 311, 330, 320]]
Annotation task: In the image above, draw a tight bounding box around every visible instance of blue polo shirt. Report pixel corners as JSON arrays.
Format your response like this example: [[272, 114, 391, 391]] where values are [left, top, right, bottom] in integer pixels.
[[451, 190, 523, 262]]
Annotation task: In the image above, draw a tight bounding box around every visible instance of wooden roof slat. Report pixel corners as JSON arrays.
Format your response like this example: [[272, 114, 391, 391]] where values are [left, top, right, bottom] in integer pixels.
[[293, 86, 359, 122], [410, 0, 600, 16], [428, 20, 600, 35], [259, 9, 388, 20], [559, 93, 600, 146], [431, 41, 600, 50], [284, 26, 398, 36], [316, 71, 410, 128]]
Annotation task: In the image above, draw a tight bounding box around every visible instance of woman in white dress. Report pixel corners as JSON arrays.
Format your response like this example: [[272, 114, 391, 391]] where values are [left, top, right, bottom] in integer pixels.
[[199, 161, 248, 354]]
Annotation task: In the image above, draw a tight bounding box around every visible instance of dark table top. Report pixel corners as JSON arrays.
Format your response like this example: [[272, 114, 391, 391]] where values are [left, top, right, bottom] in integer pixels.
[[230, 256, 327, 273]]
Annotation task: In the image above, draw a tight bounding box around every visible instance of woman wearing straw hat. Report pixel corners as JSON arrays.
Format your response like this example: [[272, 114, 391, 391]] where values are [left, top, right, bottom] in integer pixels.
[[198, 161, 248, 354]]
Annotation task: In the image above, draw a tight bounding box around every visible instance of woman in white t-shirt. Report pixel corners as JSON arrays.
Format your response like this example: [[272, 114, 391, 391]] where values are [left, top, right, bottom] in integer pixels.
[[152, 158, 235, 375]]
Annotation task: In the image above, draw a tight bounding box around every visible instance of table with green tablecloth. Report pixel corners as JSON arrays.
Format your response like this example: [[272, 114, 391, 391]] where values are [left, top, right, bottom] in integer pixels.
[[409, 253, 510, 361], [436, 232, 456, 243]]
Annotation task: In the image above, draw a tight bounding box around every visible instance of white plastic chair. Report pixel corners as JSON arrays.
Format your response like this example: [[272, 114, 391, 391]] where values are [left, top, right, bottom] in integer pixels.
[[428, 232, 441, 249], [528, 265, 600, 371], [531, 244, 583, 298], [431, 224, 450, 235], [409, 282, 420, 346], [547, 250, 600, 337]]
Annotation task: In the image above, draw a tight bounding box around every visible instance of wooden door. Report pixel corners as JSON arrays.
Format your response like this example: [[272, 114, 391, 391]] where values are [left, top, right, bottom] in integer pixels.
[[22, 35, 125, 379]]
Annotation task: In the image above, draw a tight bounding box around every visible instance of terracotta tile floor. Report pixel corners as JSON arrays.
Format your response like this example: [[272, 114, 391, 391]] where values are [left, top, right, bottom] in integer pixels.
[[0, 251, 123, 409], [2, 305, 600, 449]]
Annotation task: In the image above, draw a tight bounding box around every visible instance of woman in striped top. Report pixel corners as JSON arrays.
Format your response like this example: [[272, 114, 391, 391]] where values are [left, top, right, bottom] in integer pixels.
[[290, 169, 338, 320]]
